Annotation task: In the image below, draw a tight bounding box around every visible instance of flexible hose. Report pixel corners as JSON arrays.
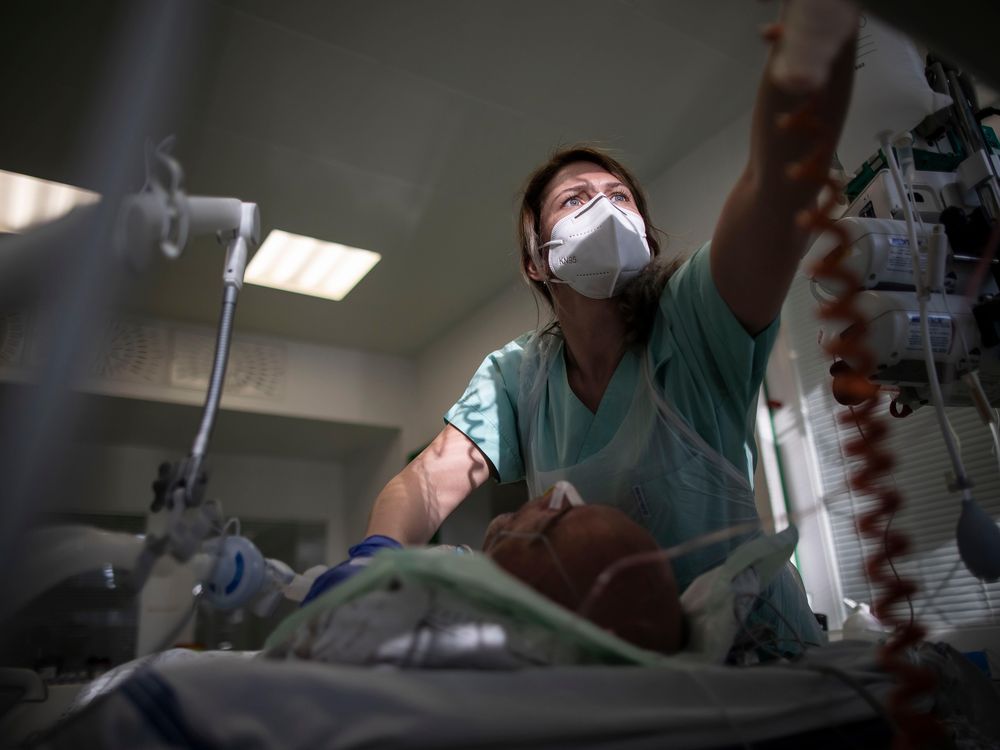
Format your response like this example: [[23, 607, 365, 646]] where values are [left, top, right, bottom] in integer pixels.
[[184, 283, 239, 498], [778, 103, 942, 747]]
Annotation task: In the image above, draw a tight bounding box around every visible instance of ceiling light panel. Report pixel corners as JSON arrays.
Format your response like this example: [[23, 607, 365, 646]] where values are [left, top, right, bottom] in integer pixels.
[[245, 229, 380, 301], [0, 170, 100, 233]]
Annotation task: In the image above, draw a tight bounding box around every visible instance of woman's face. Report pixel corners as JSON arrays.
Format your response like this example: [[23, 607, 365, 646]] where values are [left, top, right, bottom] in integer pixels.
[[537, 161, 640, 247]]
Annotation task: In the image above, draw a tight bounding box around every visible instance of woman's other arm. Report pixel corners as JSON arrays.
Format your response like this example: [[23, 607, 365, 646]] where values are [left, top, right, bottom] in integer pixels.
[[711, 2, 858, 335], [364, 423, 493, 545]]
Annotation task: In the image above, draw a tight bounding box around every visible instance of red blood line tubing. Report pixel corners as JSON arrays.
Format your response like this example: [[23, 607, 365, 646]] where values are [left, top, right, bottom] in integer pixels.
[[779, 103, 942, 748]]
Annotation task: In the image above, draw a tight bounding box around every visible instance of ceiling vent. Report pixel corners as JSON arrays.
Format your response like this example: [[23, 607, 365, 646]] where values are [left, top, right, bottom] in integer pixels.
[[0, 314, 287, 404], [0, 312, 28, 368], [170, 330, 286, 400], [89, 319, 168, 385]]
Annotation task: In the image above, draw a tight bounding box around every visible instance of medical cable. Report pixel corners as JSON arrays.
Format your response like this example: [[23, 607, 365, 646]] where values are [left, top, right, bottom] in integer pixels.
[[961, 221, 1000, 300], [492, 517, 812, 652], [935, 289, 998, 467], [401, 590, 437, 669], [576, 521, 761, 622], [945, 70, 1000, 222], [696, 632, 887, 750], [147, 513, 240, 655], [683, 667, 755, 750], [788, 662, 900, 739], [744, 593, 811, 654], [578, 502, 857, 623], [574, 467, 952, 631], [732, 599, 898, 744], [885, 131, 1000, 583], [882, 513, 915, 631], [882, 132, 970, 493], [640, 350, 758, 490], [733, 629, 787, 663], [912, 559, 963, 626], [782, 96, 941, 745], [489, 529, 581, 604], [961, 370, 1000, 476], [847, 405, 916, 630], [147, 597, 201, 658], [881, 154, 1000, 588], [728, 593, 817, 664], [906, 152, 976, 401]]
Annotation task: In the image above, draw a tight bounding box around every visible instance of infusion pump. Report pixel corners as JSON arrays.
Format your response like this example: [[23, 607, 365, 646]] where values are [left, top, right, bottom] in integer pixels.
[[804, 137, 1000, 412]]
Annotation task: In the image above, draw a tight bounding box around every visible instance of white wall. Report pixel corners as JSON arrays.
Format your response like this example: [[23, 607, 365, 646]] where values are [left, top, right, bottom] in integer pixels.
[[341, 432, 406, 550], [58, 442, 350, 558], [67, 322, 418, 433], [645, 110, 752, 253], [412, 281, 538, 446], [403, 280, 538, 545]]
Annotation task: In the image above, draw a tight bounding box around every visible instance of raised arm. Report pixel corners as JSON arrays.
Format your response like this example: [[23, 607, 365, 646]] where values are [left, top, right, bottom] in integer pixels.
[[365, 423, 492, 545], [711, 7, 857, 335]]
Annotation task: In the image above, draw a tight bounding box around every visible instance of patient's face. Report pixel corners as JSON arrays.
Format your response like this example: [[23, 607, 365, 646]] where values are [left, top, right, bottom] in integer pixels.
[[483, 488, 684, 654]]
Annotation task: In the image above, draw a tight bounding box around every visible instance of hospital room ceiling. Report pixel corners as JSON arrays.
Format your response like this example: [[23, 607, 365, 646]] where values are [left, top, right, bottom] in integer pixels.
[[1, 0, 772, 356]]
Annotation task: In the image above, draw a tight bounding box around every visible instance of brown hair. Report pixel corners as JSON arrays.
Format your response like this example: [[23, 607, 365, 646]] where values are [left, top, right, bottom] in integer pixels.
[[517, 145, 681, 346]]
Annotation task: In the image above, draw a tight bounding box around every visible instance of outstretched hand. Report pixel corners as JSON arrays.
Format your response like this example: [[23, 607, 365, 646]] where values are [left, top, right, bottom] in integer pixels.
[[767, 0, 860, 94]]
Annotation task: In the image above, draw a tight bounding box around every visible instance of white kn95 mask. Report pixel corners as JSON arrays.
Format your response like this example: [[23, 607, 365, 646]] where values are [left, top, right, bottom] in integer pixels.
[[539, 193, 651, 299]]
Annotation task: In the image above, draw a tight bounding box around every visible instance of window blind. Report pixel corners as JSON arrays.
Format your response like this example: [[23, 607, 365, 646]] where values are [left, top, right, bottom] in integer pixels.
[[780, 272, 1000, 631]]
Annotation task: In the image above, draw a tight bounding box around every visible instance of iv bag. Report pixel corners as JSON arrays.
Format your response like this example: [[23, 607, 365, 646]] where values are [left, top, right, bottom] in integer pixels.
[[837, 15, 953, 174]]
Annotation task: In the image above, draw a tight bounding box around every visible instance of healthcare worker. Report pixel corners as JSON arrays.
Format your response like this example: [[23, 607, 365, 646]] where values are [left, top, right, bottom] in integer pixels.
[[305, 0, 859, 652]]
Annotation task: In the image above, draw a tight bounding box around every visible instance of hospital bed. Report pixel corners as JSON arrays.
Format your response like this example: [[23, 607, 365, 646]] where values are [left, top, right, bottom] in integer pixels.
[[11, 544, 1000, 749], [5, 5, 1000, 746], [28, 647, 899, 750]]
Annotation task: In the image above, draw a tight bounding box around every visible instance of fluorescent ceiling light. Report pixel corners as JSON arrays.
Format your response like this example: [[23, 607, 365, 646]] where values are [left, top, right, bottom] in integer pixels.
[[246, 229, 381, 301], [0, 169, 100, 233]]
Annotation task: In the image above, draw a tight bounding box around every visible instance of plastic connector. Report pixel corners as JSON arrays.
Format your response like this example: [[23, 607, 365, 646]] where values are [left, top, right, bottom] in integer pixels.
[[221, 203, 259, 292], [956, 149, 998, 193], [202, 535, 267, 611]]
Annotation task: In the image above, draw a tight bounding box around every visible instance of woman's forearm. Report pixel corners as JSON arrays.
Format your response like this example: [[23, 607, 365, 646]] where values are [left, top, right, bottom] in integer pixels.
[[364, 424, 493, 545], [711, 8, 858, 334], [365, 466, 443, 545]]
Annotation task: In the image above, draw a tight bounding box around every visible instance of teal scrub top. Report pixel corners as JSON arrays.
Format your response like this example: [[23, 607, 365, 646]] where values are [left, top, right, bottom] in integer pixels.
[[445, 243, 778, 488]]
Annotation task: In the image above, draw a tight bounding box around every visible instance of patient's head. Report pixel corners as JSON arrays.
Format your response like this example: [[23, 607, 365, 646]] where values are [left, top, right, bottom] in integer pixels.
[[483, 483, 684, 654]]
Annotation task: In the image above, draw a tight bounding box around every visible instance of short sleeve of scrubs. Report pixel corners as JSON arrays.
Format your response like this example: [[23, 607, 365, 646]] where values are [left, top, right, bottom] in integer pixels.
[[444, 334, 529, 483], [445, 242, 779, 485]]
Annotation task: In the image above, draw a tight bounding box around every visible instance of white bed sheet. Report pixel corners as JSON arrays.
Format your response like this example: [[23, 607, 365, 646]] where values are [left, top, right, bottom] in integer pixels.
[[35, 642, 894, 750]]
